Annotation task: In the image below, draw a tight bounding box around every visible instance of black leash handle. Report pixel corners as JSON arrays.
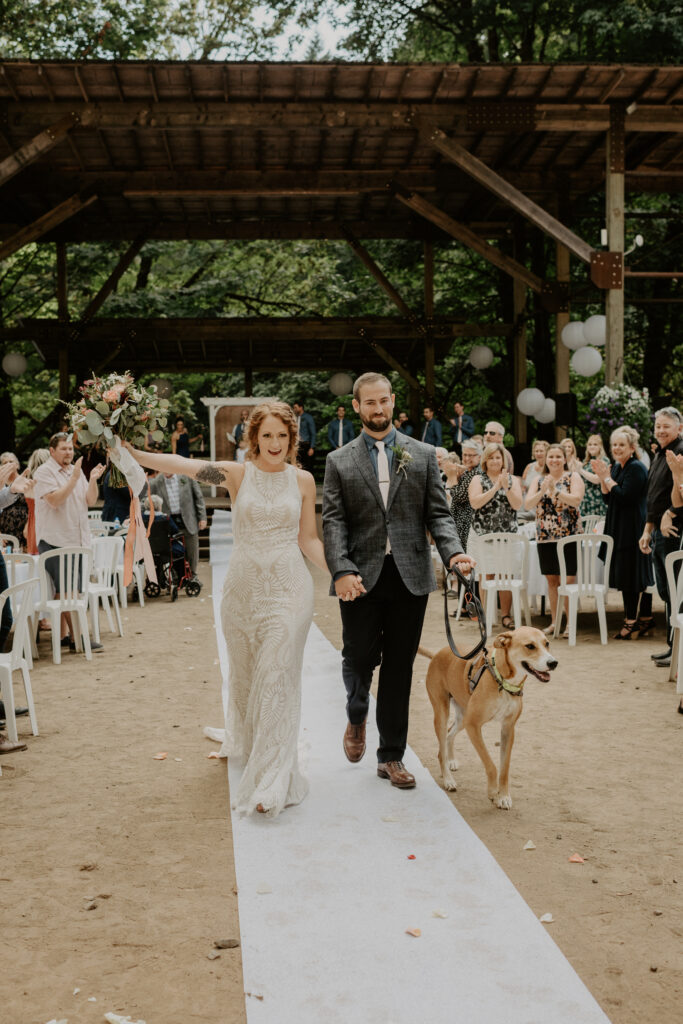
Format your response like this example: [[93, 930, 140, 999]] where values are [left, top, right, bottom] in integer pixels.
[[443, 565, 488, 661]]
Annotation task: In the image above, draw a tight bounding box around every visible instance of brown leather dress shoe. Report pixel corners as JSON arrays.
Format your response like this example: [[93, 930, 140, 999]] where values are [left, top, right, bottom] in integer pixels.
[[377, 761, 416, 789], [343, 720, 366, 762], [0, 732, 27, 754]]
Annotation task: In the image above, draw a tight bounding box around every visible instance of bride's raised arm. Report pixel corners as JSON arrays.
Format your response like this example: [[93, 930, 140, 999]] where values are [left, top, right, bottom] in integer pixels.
[[123, 443, 241, 495]]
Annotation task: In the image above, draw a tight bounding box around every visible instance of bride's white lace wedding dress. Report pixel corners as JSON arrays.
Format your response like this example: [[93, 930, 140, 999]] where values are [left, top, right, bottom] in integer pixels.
[[218, 461, 313, 817]]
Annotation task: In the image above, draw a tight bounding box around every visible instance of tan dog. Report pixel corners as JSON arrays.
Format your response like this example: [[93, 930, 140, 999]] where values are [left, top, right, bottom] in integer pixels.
[[422, 627, 558, 809]]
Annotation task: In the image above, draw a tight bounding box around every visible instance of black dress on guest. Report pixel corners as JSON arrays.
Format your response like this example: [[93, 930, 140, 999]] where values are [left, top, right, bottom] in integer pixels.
[[601, 455, 653, 592]]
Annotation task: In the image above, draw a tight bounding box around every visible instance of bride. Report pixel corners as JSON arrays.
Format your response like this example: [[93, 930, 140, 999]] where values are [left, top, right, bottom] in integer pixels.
[[126, 401, 349, 817]]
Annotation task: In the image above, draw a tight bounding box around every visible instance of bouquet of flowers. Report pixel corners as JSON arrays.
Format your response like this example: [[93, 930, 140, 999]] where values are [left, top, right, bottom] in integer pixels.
[[68, 372, 169, 486], [587, 383, 653, 449]]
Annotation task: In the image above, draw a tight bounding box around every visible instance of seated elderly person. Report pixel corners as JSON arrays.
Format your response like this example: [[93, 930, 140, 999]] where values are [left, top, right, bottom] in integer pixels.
[[0, 452, 30, 546], [142, 494, 186, 583]]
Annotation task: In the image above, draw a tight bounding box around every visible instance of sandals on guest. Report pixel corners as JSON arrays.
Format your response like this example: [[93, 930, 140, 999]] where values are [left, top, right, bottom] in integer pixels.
[[614, 619, 640, 640], [635, 615, 655, 637], [543, 623, 556, 635], [501, 615, 515, 629]]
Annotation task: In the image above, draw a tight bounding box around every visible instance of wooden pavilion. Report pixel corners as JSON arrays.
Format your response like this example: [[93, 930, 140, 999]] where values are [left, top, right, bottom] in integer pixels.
[[1, 59, 682, 442]]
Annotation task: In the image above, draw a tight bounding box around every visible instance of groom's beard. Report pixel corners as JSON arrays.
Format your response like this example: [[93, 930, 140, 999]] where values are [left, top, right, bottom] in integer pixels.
[[359, 411, 392, 432]]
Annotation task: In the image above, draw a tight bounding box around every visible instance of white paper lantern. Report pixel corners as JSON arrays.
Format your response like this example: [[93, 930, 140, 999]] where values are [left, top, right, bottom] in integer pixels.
[[469, 345, 494, 369], [516, 387, 546, 417], [535, 398, 556, 423], [150, 377, 172, 398], [582, 314, 607, 347], [328, 372, 354, 396], [2, 352, 27, 377], [561, 321, 588, 350], [571, 345, 603, 377]]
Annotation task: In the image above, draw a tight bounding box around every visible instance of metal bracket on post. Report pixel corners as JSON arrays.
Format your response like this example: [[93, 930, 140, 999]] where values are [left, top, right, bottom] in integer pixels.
[[539, 281, 569, 313], [466, 103, 537, 133], [591, 251, 623, 290]]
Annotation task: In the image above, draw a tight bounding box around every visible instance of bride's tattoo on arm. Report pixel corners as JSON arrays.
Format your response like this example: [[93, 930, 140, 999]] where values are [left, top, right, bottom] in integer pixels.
[[196, 464, 228, 485]]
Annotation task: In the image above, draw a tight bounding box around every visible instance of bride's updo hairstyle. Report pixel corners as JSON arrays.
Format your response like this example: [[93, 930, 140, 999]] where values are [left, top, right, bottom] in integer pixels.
[[245, 402, 299, 464]]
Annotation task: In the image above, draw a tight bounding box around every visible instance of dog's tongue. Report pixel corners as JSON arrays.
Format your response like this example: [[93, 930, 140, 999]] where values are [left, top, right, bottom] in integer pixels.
[[536, 670, 551, 682]]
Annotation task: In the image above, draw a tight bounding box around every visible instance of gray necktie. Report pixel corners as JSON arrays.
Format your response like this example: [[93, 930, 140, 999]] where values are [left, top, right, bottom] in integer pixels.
[[376, 440, 391, 553]]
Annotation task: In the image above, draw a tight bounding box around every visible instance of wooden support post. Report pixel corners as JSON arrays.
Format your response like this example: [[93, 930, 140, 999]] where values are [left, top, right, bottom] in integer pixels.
[[342, 227, 421, 325], [555, 242, 570, 439], [0, 114, 80, 188], [395, 186, 543, 293], [512, 278, 528, 445], [605, 107, 625, 384], [0, 192, 97, 262], [424, 241, 435, 403], [56, 242, 70, 399], [418, 124, 594, 264], [79, 233, 148, 323]]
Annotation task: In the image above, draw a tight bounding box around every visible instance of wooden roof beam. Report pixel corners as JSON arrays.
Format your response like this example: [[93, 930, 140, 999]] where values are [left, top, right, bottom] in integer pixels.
[[5, 100, 683, 133], [0, 113, 80, 188], [393, 184, 543, 293], [341, 226, 425, 329], [418, 123, 594, 265], [79, 231, 149, 323], [0, 190, 97, 261]]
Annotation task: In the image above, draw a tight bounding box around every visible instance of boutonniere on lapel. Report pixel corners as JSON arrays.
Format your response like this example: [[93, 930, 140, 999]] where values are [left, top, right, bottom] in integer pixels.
[[391, 444, 414, 478]]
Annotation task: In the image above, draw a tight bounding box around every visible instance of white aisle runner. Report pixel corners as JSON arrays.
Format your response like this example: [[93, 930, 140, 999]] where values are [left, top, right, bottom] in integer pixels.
[[209, 512, 611, 1024]]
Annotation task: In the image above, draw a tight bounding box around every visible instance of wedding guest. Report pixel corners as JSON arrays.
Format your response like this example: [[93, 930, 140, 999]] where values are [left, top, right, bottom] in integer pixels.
[[639, 406, 683, 667], [522, 440, 549, 493], [483, 422, 514, 472], [327, 405, 355, 450], [448, 440, 481, 554], [661, 448, 683, 712], [580, 434, 611, 518], [32, 432, 106, 649], [525, 444, 584, 636], [420, 405, 442, 446], [171, 417, 202, 457], [449, 401, 475, 456], [24, 448, 49, 554], [592, 427, 653, 639], [101, 467, 131, 525], [394, 411, 414, 436], [233, 409, 250, 464], [149, 470, 207, 579], [293, 400, 317, 474], [441, 452, 462, 496], [0, 452, 28, 545], [560, 437, 582, 474], [468, 442, 523, 629]]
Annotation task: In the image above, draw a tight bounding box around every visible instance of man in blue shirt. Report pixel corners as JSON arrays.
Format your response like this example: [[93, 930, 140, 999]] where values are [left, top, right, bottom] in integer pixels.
[[394, 411, 414, 436], [420, 405, 442, 446], [293, 400, 317, 473], [327, 405, 355, 450], [449, 401, 475, 456]]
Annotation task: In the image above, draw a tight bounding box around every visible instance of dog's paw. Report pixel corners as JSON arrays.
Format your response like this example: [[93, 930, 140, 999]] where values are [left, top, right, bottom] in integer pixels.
[[495, 793, 512, 810], [442, 775, 458, 792], [447, 758, 459, 772]]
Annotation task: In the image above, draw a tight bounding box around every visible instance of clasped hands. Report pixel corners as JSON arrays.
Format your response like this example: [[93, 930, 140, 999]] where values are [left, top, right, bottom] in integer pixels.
[[335, 553, 476, 602]]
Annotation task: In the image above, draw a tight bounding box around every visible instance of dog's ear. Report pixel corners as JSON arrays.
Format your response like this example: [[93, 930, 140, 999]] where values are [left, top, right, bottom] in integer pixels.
[[494, 631, 513, 649]]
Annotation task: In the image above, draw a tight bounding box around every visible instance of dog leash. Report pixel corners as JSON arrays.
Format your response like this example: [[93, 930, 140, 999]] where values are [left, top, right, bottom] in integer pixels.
[[443, 565, 488, 662]]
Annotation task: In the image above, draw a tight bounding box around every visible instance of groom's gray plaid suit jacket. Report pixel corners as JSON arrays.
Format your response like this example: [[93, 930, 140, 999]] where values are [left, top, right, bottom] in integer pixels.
[[322, 432, 463, 597]]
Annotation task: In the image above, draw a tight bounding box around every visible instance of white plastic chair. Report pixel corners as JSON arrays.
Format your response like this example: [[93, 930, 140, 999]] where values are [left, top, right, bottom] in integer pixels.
[[89, 521, 111, 537], [3, 552, 39, 666], [34, 547, 93, 664], [0, 533, 21, 551], [555, 534, 613, 646], [0, 580, 39, 742], [664, 550, 683, 689], [474, 532, 532, 635], [89, 536, 124, 643], [581, 515, 605, 535]]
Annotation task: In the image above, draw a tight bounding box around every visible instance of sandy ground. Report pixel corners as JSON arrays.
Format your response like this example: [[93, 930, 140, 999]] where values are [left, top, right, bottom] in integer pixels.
[[2, 559, 681, 1024]]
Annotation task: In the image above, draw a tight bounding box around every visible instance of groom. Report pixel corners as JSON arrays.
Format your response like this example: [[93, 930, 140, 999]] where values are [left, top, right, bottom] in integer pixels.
[[322, 372, 474, 789]]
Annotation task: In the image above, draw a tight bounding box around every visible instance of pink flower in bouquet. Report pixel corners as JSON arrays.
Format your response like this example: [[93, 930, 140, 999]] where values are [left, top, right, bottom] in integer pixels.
[[102, 389, 120, 403]]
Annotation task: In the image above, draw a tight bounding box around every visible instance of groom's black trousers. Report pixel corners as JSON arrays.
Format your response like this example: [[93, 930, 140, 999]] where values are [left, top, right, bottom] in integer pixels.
[[340, 554, 428, 763]]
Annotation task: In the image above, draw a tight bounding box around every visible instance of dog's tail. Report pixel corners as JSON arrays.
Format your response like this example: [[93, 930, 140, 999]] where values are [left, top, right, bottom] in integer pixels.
[[417, 644, 436, 661]]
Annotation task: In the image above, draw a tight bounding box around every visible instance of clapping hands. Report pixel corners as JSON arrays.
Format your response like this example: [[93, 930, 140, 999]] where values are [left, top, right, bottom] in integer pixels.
[[590, 458, 609, 480]]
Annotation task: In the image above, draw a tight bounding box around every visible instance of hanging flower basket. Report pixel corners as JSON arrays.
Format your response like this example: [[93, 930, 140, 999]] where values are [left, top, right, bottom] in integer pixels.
[[587, 383, 653, 448]]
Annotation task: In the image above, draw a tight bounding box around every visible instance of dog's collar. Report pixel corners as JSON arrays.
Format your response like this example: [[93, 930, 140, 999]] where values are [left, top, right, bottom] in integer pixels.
[[490, 652, 524, 696]]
